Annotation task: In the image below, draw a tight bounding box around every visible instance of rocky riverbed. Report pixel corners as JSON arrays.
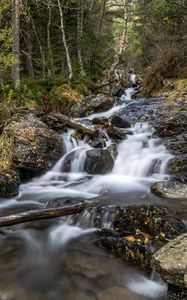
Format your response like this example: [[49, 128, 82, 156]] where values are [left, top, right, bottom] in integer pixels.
[[0, 84, 186, 299]]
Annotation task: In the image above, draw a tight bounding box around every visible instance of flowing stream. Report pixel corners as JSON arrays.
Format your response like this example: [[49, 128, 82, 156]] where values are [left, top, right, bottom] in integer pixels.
[[0, 88, 175, 300]]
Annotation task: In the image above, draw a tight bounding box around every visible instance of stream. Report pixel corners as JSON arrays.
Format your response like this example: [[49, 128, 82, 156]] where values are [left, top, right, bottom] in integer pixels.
[[0, 88, 180, 300]]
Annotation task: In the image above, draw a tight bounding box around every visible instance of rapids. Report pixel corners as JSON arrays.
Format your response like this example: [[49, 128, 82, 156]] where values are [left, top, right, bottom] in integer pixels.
[[0, 88, 174, 300]]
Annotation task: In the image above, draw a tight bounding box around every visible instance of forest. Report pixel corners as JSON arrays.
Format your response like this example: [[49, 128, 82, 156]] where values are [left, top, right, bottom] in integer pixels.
[[0, 1, 187, 300]]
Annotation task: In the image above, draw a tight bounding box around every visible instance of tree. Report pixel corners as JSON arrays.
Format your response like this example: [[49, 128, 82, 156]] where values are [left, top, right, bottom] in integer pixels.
[[11, 0, 20, 89]]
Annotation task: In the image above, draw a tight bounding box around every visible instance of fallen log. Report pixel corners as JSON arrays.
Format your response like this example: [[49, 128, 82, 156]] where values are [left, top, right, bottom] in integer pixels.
[[0, 202, 88, 228], [49, 113, 96, 135]]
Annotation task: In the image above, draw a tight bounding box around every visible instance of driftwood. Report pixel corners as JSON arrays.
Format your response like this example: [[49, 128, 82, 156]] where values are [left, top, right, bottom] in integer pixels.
[[0, 202, 88, 228], [49, 113, 96, 135]]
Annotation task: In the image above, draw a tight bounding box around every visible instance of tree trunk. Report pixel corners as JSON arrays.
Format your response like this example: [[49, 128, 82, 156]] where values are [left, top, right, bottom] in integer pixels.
[[47, 0, 54, 79], [57, 0, 73, 82], [97, 0, 107, 36], [0, 203, 88, 228], [77, 0, 86, 77], [11, 0, 20, 90]]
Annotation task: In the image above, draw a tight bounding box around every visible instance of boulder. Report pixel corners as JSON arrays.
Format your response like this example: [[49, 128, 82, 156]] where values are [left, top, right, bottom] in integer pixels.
[[109, 115, 130, 128], [152, 233, 187, 288], [84, 149, 114, 174], [0, 169, 20, 198], [95, 205, 186, 268], [0, 114, 64, 178], [168, 155, 187, 174], [151, 181, 187, 199], [154, 113, 187, 138], [81, 94, 113, 116]]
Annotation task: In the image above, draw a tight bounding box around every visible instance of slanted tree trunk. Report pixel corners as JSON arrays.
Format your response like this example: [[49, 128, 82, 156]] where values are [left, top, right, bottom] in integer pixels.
[[11, 0, 20, 90], [110, 0, 129, 79], [77, 0, 86, 77], [57, 0, 73, 81]]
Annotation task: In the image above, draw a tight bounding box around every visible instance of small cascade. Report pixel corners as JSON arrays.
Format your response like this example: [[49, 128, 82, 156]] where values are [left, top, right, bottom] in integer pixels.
[[0, 86, 173, 300]]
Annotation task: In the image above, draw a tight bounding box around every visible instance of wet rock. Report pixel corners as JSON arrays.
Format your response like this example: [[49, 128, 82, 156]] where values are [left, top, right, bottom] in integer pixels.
[[154, 113, 187, 138], [167, 285, 187, 300], [168, 155, 187, 174], [107, 143, 118, 160], [165, 140, 187, 155], [87, 138, 106, 148], [0, 114, 64, 178], [109, 115, 130, 128], [81, 94, 113, 116], [62, 151, 75, 172], [0, 169, 20, 198], [110, 82, 123, 96], [84, 149, 114, 174], [152, 233, 187, 288], [95, 205, 186, 268], [151, 181, 187, 199], [92, 117, 108, 126]]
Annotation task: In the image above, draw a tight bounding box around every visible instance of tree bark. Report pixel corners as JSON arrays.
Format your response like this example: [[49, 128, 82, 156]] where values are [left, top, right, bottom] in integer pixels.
[[11, 0, 20, 90], [77, 0, 86, 77], [57, 0, 73, 81], [0, 202, 88, 228], [97, 0, 107, 36]]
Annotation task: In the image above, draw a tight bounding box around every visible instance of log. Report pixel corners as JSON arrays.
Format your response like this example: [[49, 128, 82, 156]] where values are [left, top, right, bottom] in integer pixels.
[[50, 113, 96, 135], [0, 202, 88, 228]]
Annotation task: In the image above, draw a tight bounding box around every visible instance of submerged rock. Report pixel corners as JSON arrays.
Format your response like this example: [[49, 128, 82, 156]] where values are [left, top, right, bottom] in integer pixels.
[[85, 149, 114, 175], [152, 233, 187, 289], [95, 205, 186, 268], [0, 114, 64, 178], [151, 181, 187, 199], [0, 169, 20, 198]]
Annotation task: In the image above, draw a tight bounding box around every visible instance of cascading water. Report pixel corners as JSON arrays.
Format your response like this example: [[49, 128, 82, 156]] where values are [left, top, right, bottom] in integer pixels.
[[0, 87, 171, 300]]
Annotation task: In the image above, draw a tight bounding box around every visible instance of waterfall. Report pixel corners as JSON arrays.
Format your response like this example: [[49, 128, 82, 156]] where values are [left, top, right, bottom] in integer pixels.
[[0, 87, 171, 300]]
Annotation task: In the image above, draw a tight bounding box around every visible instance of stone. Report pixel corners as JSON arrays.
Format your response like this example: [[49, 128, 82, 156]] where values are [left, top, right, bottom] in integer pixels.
[[95, 205, 186, 268], [168, 155, 187, 174], [81, 94, 113, 116], [151, 181, 187, 199], [109, 115, 130, 128], [152, 233, 187, 288], [0, 169, 20, 198], [84, 149, 114, 174], [0, 114, 64, 178]]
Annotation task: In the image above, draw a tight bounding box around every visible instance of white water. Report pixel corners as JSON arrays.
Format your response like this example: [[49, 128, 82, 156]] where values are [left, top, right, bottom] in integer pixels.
[[1, 87, 171, 299]]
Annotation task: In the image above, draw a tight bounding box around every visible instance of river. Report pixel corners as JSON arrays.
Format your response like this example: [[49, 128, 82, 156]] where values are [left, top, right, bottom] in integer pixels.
[[0, 88, 182, 300]]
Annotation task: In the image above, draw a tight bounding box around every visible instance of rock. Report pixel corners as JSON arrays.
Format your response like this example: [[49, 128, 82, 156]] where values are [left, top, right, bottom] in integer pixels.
[[0, 169, 20, 198], [0, 114, 64, 178], [81, 94, 113, 116], [110, 82, 123, 96], [84, 149, 114, 174], [168, 155, 187, 174], [151, 181, 187, 199], [92, 117, 108, 126], [152, 233, 187, 288], [87, 138, 106, 148], [154, 113, 187, 138], [167, 285, 187, 300], [106, 143, 118, 160], [97, 286, 139, 300], [95, 205, 186, 268], [165, 141, 187, 155], [109, 115, 130, 128]]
